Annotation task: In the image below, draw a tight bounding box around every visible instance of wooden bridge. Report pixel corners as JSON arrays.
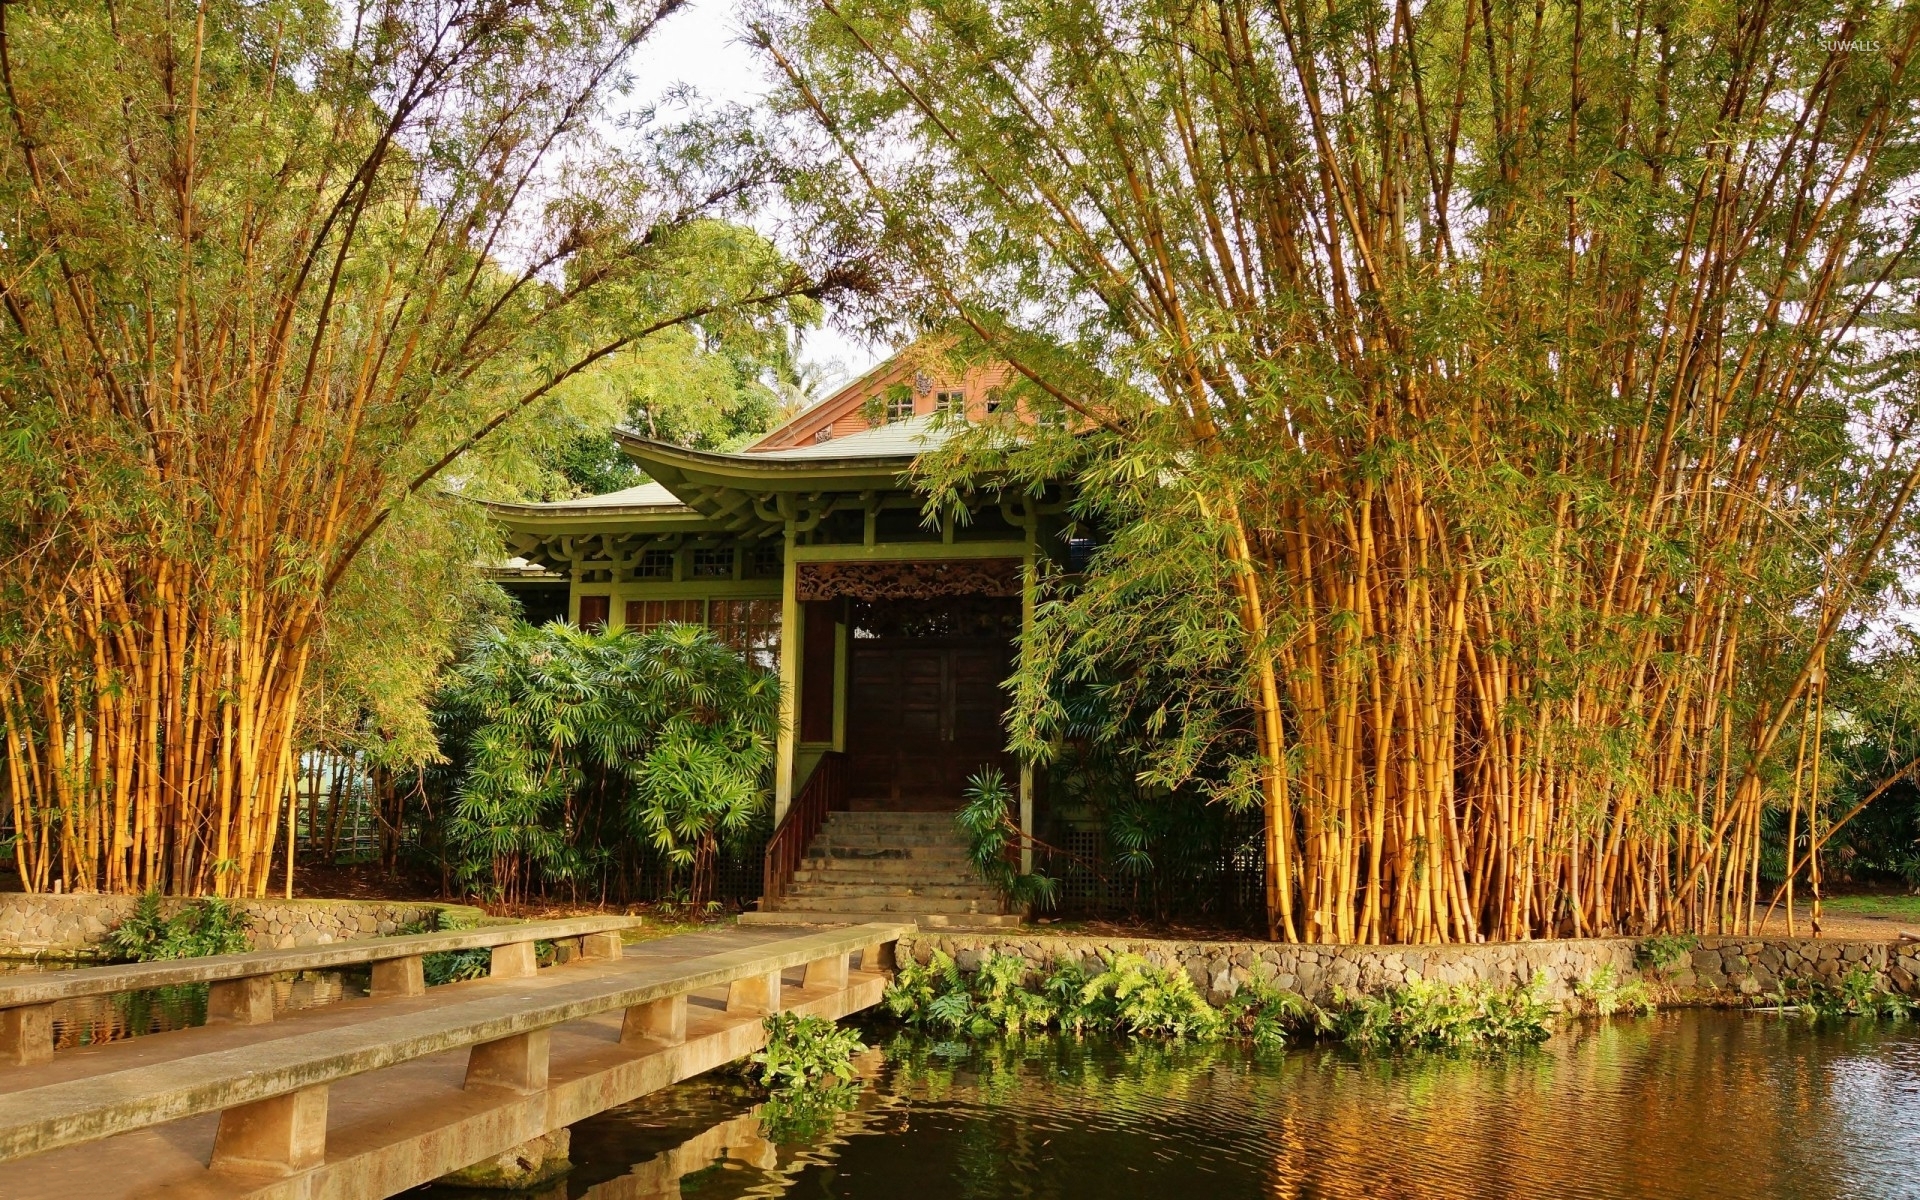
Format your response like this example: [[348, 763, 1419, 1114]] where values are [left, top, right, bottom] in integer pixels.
[[0, 916, 906, 1198]]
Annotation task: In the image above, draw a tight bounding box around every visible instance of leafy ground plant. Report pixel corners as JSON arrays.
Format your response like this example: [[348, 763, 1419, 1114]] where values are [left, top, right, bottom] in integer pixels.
[[105, 892, 252, 962], [1574, 965, 1656, 1017], [751, 1012, 868, 1093], [1220, 970, 1318, 1049], [885, 949, 1057, 1037], [1331, 974, 1554, 1050], [749, 1013, 869, 1143], [1055, 952, 1225, 1040], [397, 911, 492, 985], [888, 949, 1227, 1042], [1637, 935, 1700, 974], [1784, 966, 1916, 1022], [956, 769, 1058, 911]]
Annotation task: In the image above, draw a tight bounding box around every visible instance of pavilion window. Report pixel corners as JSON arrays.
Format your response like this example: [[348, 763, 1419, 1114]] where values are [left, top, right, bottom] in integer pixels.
[[935, 389, 966, 418], [690, 548, 733, 579], [712, 599, 781, 671], [745, 544, 781, 580], [634, 549, 673, 579], [886, 390, 915, 422], [578, 595, 610, 631], [626, 598, 704, 630]]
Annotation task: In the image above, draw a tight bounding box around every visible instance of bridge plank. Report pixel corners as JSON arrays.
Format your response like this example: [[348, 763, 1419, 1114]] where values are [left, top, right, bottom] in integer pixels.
[[0, 921, 907, 1165], [0, 915, 644, 1009]]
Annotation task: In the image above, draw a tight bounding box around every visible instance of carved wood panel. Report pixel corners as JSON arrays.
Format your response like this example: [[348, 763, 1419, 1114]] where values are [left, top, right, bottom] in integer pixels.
[[795, 558, 1021, 602]]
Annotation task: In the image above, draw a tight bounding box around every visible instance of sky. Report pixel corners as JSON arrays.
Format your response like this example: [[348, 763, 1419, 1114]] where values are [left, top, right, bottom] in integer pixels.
[[628, 1, 892, 392]]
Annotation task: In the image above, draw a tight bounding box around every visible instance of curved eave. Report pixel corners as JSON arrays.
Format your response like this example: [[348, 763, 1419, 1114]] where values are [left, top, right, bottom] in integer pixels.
[[613, 430, 918, 493], [483, 499, 720, 536]]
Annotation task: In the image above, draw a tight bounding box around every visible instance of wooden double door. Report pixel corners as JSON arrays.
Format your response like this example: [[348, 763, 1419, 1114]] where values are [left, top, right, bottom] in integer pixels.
[[845, 636, 1014, 811]]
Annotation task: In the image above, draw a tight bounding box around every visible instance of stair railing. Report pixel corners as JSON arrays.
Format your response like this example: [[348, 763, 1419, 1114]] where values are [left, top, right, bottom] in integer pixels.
[[762, 751, 847, 907]]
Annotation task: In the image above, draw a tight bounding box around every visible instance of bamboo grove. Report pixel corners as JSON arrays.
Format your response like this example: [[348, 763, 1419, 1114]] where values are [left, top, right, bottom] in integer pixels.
[[761, 0, 1920, 941], [0, 0, 835, 895]]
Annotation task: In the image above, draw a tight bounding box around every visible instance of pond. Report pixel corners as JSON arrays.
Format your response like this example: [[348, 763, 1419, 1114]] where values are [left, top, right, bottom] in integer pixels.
[[525, 1010, 1920, 1200]]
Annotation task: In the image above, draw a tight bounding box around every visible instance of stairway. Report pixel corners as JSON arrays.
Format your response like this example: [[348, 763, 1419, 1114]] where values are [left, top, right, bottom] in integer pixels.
[[742, 811, 1025, 930]]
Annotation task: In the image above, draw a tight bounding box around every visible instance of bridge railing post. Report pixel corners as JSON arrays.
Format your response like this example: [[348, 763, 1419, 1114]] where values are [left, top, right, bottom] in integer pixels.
[[209, 1083, 329, 1176], [371, 954, 426, 999], [0, 1002, 53, 1067], [465, 1030, 551, 1094], [581, 931, 624, 961], [621, 993, 687, 1046], [207, 976, 275, 1025], [859, 940, 897, 974], [803, 953, 849, 991], [490, 941, 539, 980], [726, 969, 782, 1015]]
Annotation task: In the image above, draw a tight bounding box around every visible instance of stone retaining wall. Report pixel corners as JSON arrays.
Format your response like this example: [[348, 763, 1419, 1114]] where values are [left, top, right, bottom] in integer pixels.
[[0, 893, 480, 957], [897, 931, 1920, 1008]]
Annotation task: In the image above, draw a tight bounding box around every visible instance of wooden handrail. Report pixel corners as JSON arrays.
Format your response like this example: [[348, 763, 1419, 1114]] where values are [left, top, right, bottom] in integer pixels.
[[762, 752, 847, 906]]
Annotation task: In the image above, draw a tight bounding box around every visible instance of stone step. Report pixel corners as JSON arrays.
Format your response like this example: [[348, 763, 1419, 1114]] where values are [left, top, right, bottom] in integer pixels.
[[772, 894, 1002, 915], [784, 882, 1000, 901], [819, 821, 965, 836], [791, 865, 984, 885], [738, 910, 1026, 930], [803, 847, 975, 866], [799, 848, 975, 866], [808, 833, 972, 851]]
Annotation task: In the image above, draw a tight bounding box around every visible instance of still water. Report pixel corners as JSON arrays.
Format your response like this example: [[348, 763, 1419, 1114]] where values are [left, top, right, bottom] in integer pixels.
[[535, 1011, 1920, 1200]]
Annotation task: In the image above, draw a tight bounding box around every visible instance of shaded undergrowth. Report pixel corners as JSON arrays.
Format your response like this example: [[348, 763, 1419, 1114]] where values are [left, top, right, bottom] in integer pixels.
[[883, 949, 1564, 1051]]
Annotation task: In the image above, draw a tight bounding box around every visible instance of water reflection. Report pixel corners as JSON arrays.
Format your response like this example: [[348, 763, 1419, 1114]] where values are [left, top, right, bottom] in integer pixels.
[[548, 1012, 1920, 1200]]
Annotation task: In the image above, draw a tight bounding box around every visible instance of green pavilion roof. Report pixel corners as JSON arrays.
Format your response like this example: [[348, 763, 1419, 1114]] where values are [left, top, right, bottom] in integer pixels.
[[485, 415, 956, 539]]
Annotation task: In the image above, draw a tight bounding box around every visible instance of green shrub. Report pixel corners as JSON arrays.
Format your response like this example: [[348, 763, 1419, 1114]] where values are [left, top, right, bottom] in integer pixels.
[[1219, 970, 1315, 1049], [747, 1013, 868, 1143], [1637, 934, 1699, 973], [884, 949, 1057, 1037], [397, 910, 492, 985], [1060, 952, 1224, 1040], [1574, 964, 1656, 1017], [105, 892, 252, 962], [751, 1012, 868, 1092], [957, 769, 1058, 911], [887, 949, 1225, 1042], [1787, 966, 1915, 1021], [435, 621, 778, 906], [1331, 973, 1554, 1049]]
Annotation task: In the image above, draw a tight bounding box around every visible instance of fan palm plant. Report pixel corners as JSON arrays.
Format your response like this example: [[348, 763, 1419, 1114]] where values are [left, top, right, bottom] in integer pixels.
[[437, 622, 778, 904]]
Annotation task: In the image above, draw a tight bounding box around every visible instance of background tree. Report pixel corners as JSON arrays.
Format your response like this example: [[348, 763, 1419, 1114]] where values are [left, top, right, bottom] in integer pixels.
[[756, 0, 1920, 942], [0, 0, 845, 895]]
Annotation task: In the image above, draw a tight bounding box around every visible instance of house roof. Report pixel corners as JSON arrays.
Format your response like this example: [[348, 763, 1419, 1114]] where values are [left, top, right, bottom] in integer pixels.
[[482, 343, 1025, 544], [483, 418, 954, 541], [483, 481, 692, 518], [744, 354, 904, 451], [736, 415, 950, 461]]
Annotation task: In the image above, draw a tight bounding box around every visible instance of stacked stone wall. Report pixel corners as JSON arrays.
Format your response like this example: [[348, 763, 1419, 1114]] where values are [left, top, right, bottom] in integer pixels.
[[0, 893, 480, 957], [897, 931, 1920, 1008]]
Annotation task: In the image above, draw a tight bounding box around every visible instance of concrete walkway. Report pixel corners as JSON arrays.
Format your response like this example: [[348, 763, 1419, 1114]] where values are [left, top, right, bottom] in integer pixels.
[[0, 923, 904, 1199]]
